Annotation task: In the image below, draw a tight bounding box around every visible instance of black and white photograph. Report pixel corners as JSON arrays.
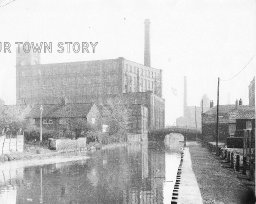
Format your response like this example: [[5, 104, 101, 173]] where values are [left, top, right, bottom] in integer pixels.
[[0, 0, 255, 203]]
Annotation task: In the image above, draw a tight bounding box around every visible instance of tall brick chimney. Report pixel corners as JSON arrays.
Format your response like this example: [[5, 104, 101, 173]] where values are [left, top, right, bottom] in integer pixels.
[[144, 19, 151, 67]]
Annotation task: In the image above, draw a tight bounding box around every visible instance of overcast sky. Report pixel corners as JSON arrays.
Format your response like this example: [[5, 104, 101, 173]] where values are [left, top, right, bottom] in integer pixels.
[[0, 0, 255, 125]]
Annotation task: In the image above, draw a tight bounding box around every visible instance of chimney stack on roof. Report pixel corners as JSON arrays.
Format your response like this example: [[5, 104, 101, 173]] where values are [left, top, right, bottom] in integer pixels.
[[235, 99, 238, 108], [144, 19, 151, 67], [239, 98, 243, 106], [210, 100, 214, 108]]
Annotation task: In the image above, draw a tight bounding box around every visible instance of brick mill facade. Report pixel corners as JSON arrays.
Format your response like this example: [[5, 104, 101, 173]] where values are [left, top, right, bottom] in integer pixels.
[[16, 55, 165, 131]]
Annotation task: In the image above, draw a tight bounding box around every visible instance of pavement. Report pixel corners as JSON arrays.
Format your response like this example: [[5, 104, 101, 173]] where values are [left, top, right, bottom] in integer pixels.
[[177, 146, 203, 204]]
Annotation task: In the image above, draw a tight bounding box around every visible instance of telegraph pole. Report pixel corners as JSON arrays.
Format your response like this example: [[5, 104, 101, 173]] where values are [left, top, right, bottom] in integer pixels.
[[216, 77, 220, 155], [195, 106, 198, 141], [40, 105, 43, 144]]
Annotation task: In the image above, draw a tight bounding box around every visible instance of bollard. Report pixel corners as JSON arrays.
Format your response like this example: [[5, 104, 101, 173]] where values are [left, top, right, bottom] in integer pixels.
[[231, 152, 234, 169], [242, 156, 247, 175], [235, 155, 240, 171]]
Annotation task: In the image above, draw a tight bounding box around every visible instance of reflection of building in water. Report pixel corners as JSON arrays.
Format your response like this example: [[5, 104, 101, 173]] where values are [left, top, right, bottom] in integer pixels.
[[0, 168, 24, 204], [0, 187, 17, 204], [163, 153, 181, 203], [123, 143, 165, 203], [0, 168, 24, 187]]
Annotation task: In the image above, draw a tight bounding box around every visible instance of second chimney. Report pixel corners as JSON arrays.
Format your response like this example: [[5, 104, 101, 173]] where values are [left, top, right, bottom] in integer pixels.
[[144, 19, 151, 67], [210, 100, 214, 108]]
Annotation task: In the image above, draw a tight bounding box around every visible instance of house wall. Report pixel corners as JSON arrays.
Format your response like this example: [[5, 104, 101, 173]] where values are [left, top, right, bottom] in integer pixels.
[[122, 92, 165, 130], [35, 118, 59, 131], [202, 122, 229, 142], [127, 105, 148, 134]]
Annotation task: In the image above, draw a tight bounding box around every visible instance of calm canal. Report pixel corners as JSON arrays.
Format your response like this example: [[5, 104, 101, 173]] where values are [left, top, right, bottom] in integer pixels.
[[0, 141, 181, 204]]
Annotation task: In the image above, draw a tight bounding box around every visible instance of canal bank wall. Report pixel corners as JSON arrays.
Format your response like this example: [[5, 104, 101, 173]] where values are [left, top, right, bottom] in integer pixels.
[[0, 142, 127, 170]]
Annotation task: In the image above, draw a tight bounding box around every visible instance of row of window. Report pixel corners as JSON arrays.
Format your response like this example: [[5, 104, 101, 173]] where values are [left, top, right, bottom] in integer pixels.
[[20, 74, 119, 87], [20, 85, 120, 98], [20, 63, 119, 77], [125, 64, 158, 79]]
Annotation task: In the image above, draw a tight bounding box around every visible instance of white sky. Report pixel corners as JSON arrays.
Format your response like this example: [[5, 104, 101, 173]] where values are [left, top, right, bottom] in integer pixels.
[[0, 0, 255, 125]]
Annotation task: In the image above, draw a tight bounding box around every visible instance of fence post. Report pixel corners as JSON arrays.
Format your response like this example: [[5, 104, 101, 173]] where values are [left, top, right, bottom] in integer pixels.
[[242, 156, 247, 175], [1, 135, 5, 155], [9, 136, 11, 152], [231, 152, 234, 168], [235, 155, 240, 171], [249, 159, 255, 181]]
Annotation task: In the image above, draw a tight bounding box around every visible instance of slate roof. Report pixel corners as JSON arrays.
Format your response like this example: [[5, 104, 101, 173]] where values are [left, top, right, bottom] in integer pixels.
[[203, 105, 237, 116], [203, 105, 255, 119], [27, 103, 94, 118], [229, 106, 255, 120]]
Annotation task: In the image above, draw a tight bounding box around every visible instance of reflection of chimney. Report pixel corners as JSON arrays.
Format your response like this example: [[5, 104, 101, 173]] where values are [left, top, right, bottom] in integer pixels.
[[144, 19, 151, 67], [184, 76, 187, 116], [239, 98, 243, 106], [210, 100, 214, 108]]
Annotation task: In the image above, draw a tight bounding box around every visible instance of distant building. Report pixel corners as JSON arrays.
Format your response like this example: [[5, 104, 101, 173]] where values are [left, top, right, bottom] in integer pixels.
[[176, 76, 209, 128], [249, 77, 255, 106], [202, 102, 255, 142]]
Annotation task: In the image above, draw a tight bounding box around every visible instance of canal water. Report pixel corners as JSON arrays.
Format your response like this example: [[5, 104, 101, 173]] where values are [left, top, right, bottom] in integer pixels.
[[0, 141, 181, 204]]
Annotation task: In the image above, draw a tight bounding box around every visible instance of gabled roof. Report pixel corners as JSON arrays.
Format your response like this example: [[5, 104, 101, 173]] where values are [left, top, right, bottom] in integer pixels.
[[203, 105, 255, 119], [27, 103, 94, 118]]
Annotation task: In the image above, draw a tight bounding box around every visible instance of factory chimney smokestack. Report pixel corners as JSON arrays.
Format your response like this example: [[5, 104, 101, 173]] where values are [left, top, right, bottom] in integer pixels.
[[144, 19, 151, 67]]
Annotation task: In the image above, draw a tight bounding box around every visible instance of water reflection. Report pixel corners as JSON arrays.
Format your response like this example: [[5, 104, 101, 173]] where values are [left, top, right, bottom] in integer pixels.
[[0, 141, 180, 204]]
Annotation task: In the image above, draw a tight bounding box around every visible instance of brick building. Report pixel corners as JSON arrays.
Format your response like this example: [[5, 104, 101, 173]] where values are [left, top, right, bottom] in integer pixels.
[[27, 103, 101, 136], [16, 19, 165, 132], [16, 55, 165, 131], [202, 103, 255, 142], [16, 55, 162, 105]]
